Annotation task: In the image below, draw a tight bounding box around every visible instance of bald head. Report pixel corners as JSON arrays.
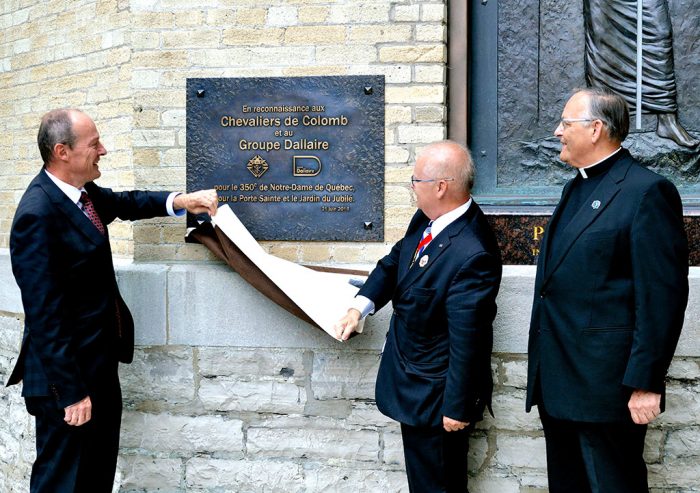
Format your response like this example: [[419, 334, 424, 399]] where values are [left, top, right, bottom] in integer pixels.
[[418, 140, 474, 198], [412, 140, 474, 220]]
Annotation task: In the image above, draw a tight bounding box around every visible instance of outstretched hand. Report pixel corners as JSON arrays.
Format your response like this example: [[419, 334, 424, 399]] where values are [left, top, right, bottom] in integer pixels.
[[334, 309, 361, 341], [174, 189, 218, 216]]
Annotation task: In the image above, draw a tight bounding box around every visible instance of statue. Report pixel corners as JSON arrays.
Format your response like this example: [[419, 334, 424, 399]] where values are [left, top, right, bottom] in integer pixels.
[[584, 0, 699, 148]]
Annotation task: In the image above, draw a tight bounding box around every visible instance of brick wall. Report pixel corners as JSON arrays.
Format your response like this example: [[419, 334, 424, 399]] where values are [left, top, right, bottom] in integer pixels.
[[1, 0, 448, 264]]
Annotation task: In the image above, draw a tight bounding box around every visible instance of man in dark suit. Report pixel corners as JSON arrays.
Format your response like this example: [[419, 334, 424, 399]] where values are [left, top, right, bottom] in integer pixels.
[[335, 140, 502, 492], [527, 88, 689, 492], [6, 108, 218, 492]]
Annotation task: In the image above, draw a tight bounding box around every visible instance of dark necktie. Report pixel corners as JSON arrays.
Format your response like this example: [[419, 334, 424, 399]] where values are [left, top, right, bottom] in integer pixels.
[[80, 191, 105, 235]]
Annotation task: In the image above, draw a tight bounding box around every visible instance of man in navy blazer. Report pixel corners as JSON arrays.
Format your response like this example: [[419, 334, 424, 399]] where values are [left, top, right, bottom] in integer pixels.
[[527, 88, 689, 492], [336, 141, 502, 492], [6, 108, 218, 492]]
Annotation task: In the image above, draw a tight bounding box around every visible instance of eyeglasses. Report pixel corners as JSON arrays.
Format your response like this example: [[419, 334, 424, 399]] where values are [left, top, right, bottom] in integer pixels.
[[410, 176, 455, 188], [558, 118, 596, 128]]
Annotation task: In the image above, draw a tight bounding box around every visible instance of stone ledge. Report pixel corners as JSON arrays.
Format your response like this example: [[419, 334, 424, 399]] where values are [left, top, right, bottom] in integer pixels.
[[0, 251, 698, 356]]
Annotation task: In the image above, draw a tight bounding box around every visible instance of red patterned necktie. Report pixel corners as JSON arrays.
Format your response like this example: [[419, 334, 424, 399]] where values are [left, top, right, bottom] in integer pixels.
[[412, 221, 433, 264], [80, 191, 105, 235]]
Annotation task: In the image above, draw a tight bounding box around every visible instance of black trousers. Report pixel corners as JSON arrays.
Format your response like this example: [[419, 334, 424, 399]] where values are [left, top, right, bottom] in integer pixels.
[[539, 408, 648, 493], [400, 422, 472, 493], [25, 380, 122, 493]]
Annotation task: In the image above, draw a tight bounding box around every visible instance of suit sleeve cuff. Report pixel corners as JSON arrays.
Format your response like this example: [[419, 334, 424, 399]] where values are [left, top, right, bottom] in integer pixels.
[[167, 192, 185, 217]]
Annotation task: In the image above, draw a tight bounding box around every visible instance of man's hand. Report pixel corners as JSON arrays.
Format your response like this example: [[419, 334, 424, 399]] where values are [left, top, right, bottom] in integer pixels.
[[64, 396, 92, 427], [334, 309, 361, 341], [443, 415, 469, 432], [628, 389, 662, 425], [174, 189, 218, 216]]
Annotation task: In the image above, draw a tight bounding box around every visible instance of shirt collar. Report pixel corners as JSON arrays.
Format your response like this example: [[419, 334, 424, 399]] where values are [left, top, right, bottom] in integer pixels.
[[578, 147, 622, 179], [430, 198, 472, 239], [44, 169, 84, 205]]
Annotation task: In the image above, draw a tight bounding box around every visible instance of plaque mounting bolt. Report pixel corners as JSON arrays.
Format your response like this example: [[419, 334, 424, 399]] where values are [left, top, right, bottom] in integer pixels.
[[481, 0, 488, 5], [196, 89, 205, 97], [363, 221, 373, 230], [364, 86, 373, 95]]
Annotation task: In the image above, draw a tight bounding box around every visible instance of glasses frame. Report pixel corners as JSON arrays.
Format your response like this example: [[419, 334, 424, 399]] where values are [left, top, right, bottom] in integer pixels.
[[410, 176, 455, 188], [558, 117, 598, 129]]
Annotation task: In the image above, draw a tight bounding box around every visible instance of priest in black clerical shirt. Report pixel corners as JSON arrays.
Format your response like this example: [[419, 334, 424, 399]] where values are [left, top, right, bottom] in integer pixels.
[[526, 87, 688, 493]]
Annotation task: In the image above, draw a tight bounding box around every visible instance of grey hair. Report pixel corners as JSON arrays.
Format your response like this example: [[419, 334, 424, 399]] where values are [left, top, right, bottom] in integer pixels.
[[37, 109, 79, 165], [576, 87, 630, 143]]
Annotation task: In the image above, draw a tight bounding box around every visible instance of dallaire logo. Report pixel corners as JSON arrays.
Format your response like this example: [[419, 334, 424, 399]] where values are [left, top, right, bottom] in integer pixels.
[[247, 155, 269, 178]]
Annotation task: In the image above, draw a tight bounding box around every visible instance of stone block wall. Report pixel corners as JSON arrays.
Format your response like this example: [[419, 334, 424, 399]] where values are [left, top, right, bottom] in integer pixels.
[[1, 0, 448, 264], [1, 262, 699, 492]]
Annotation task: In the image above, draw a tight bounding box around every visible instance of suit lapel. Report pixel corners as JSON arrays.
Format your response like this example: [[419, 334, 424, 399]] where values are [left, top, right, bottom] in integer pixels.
[[36, 172, 107, 246], [395, 206, 474, 295], [543, 159, 632, 285], [539, 179, 575, 277]]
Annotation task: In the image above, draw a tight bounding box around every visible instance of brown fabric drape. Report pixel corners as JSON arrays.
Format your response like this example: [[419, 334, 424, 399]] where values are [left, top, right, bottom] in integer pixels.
[[189, 221, 368, 333]]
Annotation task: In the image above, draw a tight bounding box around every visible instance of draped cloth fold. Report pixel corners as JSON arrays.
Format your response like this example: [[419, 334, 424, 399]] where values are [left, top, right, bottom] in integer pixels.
[[188, 221, 368, 335], [584, 0, 677, 114]]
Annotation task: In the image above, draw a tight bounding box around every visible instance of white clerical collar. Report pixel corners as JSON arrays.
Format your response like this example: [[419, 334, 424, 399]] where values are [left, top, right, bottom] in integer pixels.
[[430, 198, 472, 239], [44, 169, 84, 206], [578, 147, 622, 179]]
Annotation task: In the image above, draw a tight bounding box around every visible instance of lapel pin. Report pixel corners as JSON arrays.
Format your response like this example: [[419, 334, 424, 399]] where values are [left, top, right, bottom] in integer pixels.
[[419, 255, 429, 268], [591, 200, 601, 210]]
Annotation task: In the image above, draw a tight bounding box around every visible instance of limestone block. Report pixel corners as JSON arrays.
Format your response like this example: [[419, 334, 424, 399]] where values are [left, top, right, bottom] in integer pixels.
[[387, 85, 444, 104], [198, 347, 307, 380], [665, 427, 700, 459], [469, 431, 490, 472], [248, 423, 379, 461], [347, 402, 397, 428], [396, 125, 444, 144], [385, 146, 410, 164], [415, 105, 445, 122], [285, 26, 346, 45], [422, 4, 447, 22], [394, 5, 420, 22], [304, 466, 409, 492], [199, 378, 305, 413], [644, 427, 665, 463], [298, 6, 330, 24], [495, 435, 547, 469], [316, 45, 377, 64], [312, 350, 380, 400], [131, 66, 160, 89], [501, 358, 528, 389], [0, 315, 22, 354], [119, 347, 195, 404], [185, 458, 304, 491], [469, 473, 522, 493], [116, 455, 182, 492], [132, 129, 176, 148], [648, 458, 700, 489], [120, 411, 244, 454], [116, 263, 167, 346], [658, 383, 700, 426], [379, 45, 445, 63], [328, 4, 391, 24], [268, 6, 298, 27], [348, 25, 412, 43], [382, 430, 405, 466], [493, 266, 536, 353], [385, 185, 412, 206], [480, 391, 542, 431], [385, 105, 412, 124], [222, 27, 284, 46], [667, 358, 700, 381]]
